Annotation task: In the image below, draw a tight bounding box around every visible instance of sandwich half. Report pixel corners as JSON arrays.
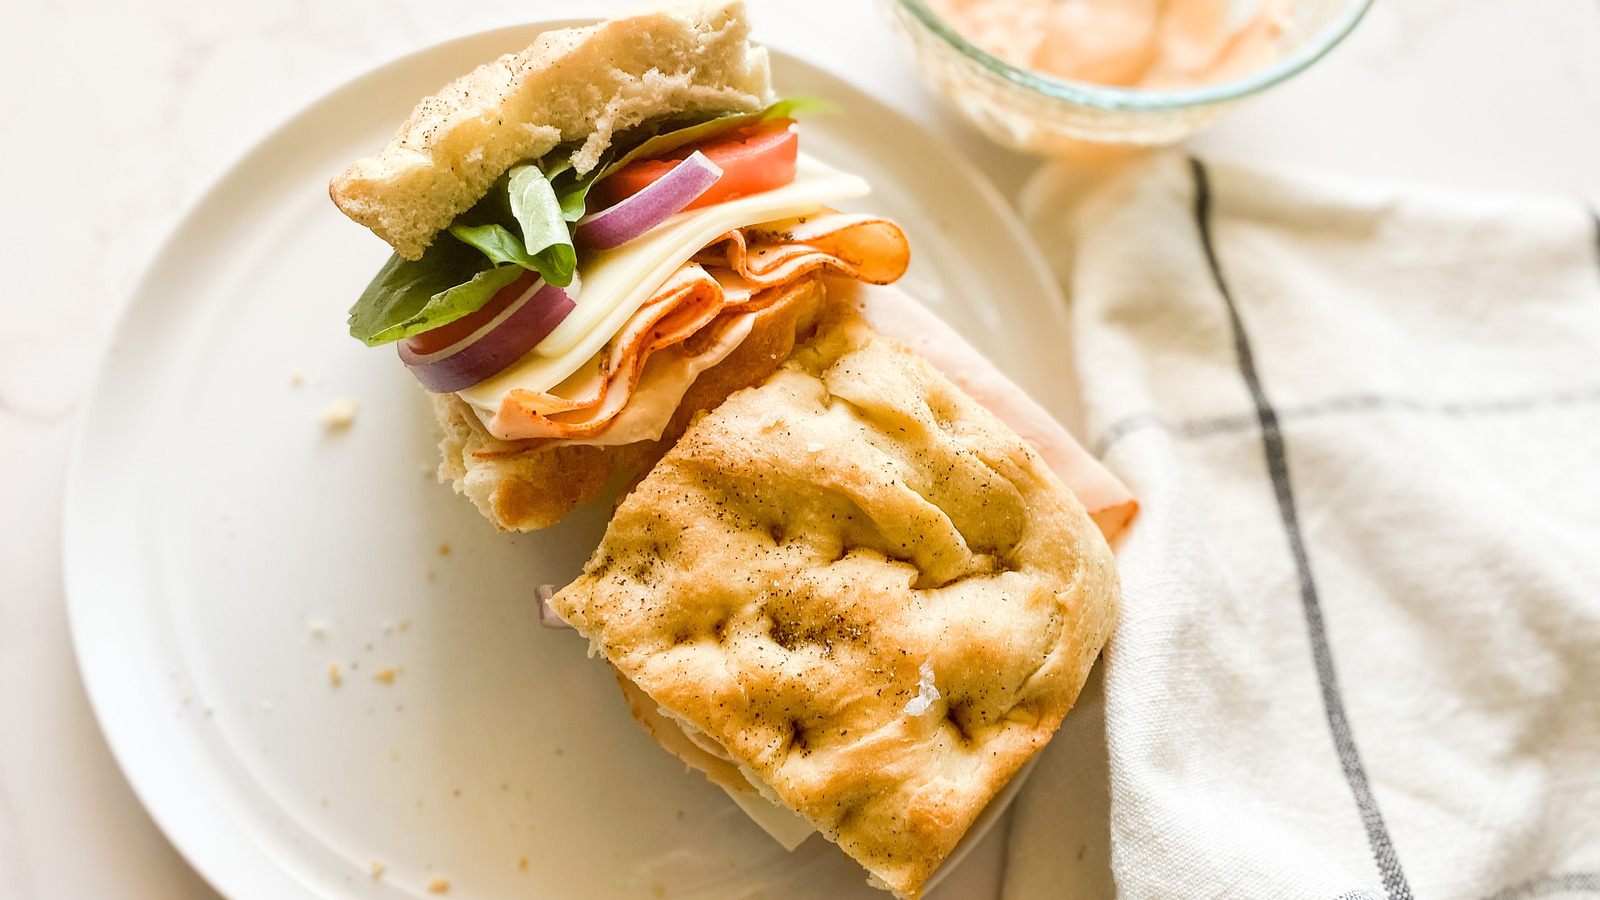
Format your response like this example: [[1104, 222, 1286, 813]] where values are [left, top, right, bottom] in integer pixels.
[[552, 295, 1118, 898], [333, 0, 911, 530], [329, 3, 1129, 897]]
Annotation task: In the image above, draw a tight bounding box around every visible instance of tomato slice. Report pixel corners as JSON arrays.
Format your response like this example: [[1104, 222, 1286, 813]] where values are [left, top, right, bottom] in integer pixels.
[[595, 118, 799, 212], [403, 269, 539, 356]]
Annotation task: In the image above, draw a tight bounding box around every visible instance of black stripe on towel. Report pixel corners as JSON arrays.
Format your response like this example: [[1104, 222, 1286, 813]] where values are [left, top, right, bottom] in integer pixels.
[[1189, 157, 1414, 900]]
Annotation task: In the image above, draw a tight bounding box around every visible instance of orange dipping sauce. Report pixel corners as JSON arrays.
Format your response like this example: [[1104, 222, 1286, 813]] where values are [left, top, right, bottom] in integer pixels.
[[924, 0, 1290, 89]]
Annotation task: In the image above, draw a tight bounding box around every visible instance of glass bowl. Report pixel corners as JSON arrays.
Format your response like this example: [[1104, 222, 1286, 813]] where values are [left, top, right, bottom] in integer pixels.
[[883, 0, 1373, 154]]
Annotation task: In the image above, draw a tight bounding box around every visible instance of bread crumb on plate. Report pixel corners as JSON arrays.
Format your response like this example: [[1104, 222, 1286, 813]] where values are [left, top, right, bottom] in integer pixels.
[[317, 398, 359, 429]]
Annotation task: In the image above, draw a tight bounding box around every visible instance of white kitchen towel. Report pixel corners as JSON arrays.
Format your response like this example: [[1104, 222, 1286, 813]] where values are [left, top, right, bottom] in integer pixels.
[[1002, 151, 1600, 900]]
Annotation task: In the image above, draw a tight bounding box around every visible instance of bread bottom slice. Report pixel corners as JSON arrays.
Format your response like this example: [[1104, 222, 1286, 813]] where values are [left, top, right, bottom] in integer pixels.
[[551, 300, 1119, 898], [434, 274, 825, 530], [613, 667, 819, 850]]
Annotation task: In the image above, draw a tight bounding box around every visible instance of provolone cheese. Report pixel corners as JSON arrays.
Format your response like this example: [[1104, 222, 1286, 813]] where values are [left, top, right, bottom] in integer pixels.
[[654, 699, 818, 850], [725, 780, 816, 851], [458, 153, 867, 417], [468, 214, 909, 443]]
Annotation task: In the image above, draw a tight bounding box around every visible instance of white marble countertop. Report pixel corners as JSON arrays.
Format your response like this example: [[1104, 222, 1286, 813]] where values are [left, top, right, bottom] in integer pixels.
[[3, 1, 1597, 898]]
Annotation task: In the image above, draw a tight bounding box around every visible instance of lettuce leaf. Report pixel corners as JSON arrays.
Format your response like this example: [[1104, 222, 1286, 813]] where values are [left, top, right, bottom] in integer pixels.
[[347, 236, 524, 347]]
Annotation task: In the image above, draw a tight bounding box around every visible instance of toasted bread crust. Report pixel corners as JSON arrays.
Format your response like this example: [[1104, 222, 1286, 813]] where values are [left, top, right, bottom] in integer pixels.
[[331, 2, 773, 259], [433, 393, 624, 531], [552, 303, 1119, 897]]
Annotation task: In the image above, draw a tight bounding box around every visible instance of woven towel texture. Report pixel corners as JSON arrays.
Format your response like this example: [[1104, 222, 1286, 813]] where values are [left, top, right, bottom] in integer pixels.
[[1004, 152, 1600, 900]]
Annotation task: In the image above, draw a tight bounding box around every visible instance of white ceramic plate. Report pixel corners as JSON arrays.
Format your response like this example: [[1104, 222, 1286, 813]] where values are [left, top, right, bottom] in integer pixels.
[[64, 23, 1073, 900]]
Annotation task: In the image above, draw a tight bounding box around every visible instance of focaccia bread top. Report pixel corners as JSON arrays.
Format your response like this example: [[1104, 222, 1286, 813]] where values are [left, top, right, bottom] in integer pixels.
[[551, 302, 1119, 898], [330, 1, 772, 260]]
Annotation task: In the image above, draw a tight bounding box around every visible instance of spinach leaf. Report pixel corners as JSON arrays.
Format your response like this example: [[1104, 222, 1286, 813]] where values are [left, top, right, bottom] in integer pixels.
[[601, 96, 826, 176], [448, 222, 540, 269], [347, 236, 524, 347], [538, 158, 589, 223], [346, 97, 826, 348], [507, 164, 576, 286]]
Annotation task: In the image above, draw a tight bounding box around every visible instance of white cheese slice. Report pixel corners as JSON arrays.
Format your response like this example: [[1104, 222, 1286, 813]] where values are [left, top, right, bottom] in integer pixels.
[[655, 703, 819, 851], [725, 784, 816, 851], [457, 152, 869, 418]]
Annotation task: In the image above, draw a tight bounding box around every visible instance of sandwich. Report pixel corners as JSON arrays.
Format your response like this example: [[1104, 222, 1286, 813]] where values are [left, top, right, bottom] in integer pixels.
[[333, 2, 907, 530], [329, 3, 1133, 897]]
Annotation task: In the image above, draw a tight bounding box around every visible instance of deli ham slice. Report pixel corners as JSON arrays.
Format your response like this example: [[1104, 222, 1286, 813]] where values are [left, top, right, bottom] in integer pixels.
[[693, 212, 911, 286], [460, 210, 1135, 543], [843, 280, 1138, 543], [477, 212, 911, 442]]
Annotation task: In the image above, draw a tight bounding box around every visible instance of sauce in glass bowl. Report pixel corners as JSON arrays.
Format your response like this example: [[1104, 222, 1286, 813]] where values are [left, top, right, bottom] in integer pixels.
[[885, 0, 1371, 153], [924, 0, 1290, 90]]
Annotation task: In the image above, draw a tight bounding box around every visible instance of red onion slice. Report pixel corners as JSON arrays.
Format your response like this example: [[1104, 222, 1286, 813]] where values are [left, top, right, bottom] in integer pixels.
[[577, 151, 723, 250], [398, 275, 578, 393]]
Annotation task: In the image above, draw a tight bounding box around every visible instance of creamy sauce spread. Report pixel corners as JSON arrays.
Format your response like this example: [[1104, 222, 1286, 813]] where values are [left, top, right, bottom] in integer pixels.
[[925, 0, 1289, 89]]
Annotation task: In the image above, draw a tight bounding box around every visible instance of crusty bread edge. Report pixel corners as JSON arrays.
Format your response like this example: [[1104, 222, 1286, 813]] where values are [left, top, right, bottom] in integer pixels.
[[330, 1, 774, 259]]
